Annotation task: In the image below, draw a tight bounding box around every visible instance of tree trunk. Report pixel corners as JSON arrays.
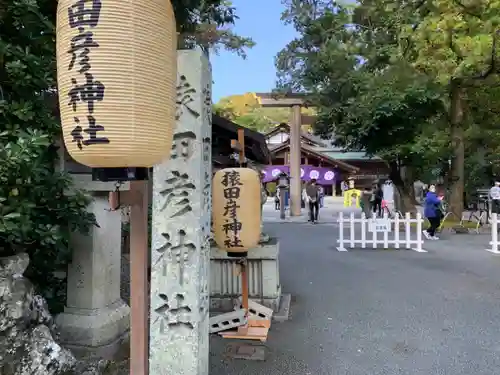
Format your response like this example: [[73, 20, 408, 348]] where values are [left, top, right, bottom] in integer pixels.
[[388, 161, 417, 214], [449, 83, 466, 217]]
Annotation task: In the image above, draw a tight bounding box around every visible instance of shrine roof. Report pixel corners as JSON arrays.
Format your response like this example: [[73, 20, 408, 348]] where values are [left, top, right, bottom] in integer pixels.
[[265, 123, 327, 147], [212, 114, 270, 164], [270, 142, 359, 173]]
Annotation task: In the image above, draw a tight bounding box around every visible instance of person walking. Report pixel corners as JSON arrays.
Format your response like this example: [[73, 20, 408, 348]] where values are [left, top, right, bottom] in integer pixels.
[[318, 185, 325, 208], [423, 184, 443, 240], [371, 182, 383, 217], [361, 186, 373, 218], [301, 182, 306, 208], [306, 179, 320, 223], [489, 180, 500, 214], [341, 180, 348, 196], [302, 183, 310, 221], [274, 187, 280, 210]]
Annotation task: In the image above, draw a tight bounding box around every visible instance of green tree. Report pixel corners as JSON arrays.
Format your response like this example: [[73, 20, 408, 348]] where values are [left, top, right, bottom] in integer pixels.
[[357, 0, 500, 215], [214, 93, 275, 132], [214, 92, 317, 133], [328, 69, 449, 210], [215, 93, 262, 117], [173, 0, 255, 56], [276, 1, 450, 211], [463, 83, 500, 191], [276, 0, 500, 213]]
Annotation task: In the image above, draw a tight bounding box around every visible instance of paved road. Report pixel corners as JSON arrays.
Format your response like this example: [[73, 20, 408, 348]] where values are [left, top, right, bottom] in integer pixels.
[[209, 223, 500, 375], [262, 196, 357, 223]]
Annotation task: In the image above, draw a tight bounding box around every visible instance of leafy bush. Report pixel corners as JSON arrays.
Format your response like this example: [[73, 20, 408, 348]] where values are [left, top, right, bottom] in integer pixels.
[[0, 130, 96, 312], [0, 0, 96, 312]]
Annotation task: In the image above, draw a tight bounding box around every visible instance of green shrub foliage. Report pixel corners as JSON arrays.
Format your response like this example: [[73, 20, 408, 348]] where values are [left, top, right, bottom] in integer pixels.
[[0, 0, 95, 313]]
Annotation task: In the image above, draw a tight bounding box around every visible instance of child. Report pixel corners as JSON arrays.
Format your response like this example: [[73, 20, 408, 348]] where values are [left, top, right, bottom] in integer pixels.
[[423, 184, 443, 240]]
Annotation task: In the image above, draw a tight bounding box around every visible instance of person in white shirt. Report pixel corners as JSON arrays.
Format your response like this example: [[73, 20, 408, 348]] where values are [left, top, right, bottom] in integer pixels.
[[490, 181, 500, 214], [302, 183, 310, 221]]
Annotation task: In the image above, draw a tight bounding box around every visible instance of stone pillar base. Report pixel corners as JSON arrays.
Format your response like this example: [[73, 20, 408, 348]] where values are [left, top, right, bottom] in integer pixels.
[[210, 239, 281, 312], [56, 299, 130, 359]]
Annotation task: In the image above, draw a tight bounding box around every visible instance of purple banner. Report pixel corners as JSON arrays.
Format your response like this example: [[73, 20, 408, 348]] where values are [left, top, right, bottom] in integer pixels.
[[262, 165, 336, 185]]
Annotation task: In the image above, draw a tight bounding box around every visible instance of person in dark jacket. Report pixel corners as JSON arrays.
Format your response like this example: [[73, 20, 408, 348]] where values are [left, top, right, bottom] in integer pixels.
[[371, 183, 383, 217], [306, 179, 320, 223], [423, 184, 443, 239], [361, 186, 374, 218]]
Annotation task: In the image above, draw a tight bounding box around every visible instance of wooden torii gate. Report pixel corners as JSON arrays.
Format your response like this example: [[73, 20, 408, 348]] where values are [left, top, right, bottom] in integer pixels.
[[256, 93, 308, 217]]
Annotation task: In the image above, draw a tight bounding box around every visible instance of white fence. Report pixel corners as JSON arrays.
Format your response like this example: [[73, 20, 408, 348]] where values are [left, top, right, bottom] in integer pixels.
[[486, 213, 500, 254], [337, 212, 426, 252]]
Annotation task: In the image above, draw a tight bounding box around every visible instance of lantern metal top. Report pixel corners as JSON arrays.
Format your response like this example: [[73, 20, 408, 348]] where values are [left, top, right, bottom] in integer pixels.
[[278, 172, 290, 188]]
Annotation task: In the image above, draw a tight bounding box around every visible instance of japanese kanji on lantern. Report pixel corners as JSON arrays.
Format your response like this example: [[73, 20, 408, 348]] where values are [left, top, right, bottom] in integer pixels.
[[56, 0, 177, 168], [212, 168, 261, 256]]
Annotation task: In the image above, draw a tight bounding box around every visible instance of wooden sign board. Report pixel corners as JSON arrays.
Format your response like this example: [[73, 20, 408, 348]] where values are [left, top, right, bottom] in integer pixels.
[[369, 218, 391, 232]]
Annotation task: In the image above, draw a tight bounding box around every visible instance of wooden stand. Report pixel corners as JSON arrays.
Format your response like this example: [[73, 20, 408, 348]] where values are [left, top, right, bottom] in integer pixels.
[[241, 258, 249, 313], [218, 129, 270, 342], [219, 259, 270, 342], [109, 181, 149, 375]]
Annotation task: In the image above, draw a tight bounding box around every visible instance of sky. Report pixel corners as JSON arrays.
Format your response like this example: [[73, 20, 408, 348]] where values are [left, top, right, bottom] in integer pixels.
[[210, 0, 298, 103]]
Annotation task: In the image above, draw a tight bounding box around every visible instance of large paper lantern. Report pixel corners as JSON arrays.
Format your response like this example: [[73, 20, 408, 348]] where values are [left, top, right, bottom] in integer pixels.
[[212, 168, 261, 256], [56, 0, 177, 167]]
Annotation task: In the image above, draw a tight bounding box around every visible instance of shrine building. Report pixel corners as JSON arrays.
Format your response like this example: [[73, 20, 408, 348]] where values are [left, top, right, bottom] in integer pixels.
[[262, 123, 389, 195]]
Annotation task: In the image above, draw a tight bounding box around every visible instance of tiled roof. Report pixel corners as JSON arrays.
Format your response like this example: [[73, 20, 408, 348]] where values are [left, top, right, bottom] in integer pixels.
[[212, 114, 271, 164], [270, 142, 358, 172], [265, 125, 382, 161], [319, 150, 382, 161]]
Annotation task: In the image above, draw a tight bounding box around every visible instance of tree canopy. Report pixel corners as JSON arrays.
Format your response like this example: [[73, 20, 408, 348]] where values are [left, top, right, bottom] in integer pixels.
[[172, 0, 255, 56], [276, 0, 500, 214], [214, 93, 316, 133]]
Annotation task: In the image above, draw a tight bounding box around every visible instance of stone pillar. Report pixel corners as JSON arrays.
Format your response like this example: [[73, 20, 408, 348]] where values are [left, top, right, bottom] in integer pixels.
[[289, 104, 302, 216], [56, 193, 130, 358], [149, 48, 211, 375]]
